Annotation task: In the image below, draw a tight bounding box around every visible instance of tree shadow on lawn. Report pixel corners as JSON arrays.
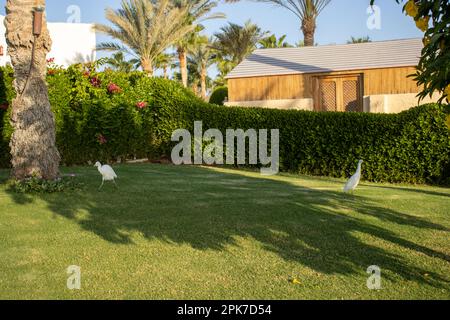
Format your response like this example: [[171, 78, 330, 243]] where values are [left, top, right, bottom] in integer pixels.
[[370, 185, 450, 198], [5, 164, 450, 288]]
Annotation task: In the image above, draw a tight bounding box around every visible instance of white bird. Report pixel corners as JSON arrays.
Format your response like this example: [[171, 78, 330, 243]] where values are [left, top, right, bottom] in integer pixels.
[[94, 162, 118, 190], [343, 160, 364, 193]]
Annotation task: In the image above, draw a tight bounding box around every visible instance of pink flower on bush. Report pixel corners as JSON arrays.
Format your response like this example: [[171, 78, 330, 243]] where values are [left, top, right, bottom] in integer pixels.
[[47, 69, 56, 76], [107, 83, 122, 94], [0, 103, 9, 110], [46, 57, 55, 64], [97, 134, 107, 145], [136, 101, 148, 109], [90, 76, 101, 87]]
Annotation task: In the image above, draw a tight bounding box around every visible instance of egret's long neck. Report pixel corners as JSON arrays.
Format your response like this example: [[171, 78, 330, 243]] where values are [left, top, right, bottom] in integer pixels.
[[356, 163, 362, 174]]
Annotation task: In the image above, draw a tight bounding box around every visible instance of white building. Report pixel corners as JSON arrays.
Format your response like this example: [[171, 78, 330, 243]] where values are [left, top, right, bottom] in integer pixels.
[[0, 15, 96, 67]]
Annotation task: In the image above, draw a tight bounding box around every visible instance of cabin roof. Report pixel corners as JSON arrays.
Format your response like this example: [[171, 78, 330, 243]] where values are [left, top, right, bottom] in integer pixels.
[[226, 38, 422, 79]]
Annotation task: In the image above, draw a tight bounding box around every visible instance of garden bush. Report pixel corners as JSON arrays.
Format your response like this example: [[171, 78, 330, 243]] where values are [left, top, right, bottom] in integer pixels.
[[0, 66, 14, 168], [0, 65, 449, 184], [209, 86, 228, 105]]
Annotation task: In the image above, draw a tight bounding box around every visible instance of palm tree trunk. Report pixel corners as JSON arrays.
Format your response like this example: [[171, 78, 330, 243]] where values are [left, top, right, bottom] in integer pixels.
[[301, 17, 316, 47], [141, 58, 153, 76], [5, 0, 60, 180], [178, 47, 188, 87], [163, 65, 168, 79], [191, 83, 198, 96], [200, 64, 207, 100]]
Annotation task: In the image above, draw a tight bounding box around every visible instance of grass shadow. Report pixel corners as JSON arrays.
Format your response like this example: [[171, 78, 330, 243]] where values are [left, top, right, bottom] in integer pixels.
[[3, 164, 450, 289]]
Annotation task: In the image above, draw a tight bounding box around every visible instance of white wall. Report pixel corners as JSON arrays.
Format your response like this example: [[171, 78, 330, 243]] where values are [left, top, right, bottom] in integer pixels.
[[364, 93, 441, 113], [0, 15, 96, 67], [225, 99, 314, 111]]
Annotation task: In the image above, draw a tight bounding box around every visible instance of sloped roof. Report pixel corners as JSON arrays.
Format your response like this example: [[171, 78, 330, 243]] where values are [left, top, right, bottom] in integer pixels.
[[226, 38, 423, 79]]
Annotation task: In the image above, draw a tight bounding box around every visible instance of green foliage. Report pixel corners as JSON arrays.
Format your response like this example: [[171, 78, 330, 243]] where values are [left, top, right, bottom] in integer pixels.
[[8, 175, 83, 193], [160, 100, 450, 184], [371, 0, 450, 103], [0, 65, 14, 167], [0, 66, 449, 184], [209, 86, 228, 105]]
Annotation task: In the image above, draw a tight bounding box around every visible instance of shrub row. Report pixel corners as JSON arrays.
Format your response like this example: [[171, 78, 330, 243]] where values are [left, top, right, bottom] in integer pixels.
[[0, 66, 449, 184]]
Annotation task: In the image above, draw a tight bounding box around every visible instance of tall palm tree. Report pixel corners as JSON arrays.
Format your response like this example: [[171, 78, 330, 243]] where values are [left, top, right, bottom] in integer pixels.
[[172, 0, 224, 87], [175, 27, 202, 88], [212, 20, 268, 67], [188, 36, 215, 100], [5, 0, 60, 180], [259, 34, 293, 48], [226, 0, 331, 46], [105, 52, 136, 72], [94, 0, 198, 75]]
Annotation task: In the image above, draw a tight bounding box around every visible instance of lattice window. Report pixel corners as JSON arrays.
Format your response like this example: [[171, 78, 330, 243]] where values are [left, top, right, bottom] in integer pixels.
[[320, 81, 337, 111], [343, 80, 360, 112]]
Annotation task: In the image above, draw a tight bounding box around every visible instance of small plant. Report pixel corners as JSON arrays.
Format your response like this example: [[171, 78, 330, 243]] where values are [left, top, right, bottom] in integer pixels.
[[209, 86, 228, 105], [9, 175, 84, 193]]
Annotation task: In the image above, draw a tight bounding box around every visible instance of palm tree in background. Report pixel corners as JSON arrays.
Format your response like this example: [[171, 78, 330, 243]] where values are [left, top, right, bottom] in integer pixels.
[[175, 28, 202, 88], [155, 53, 174, 79], [211, 20, 268, 80], [347, 36, 372, 44], [259, 34, 293, 48], [95, 0, 197, 75], [188, 36, 216, 100], [172, 0, 225, 87], [105, 52, 137, 72], [226, 0, 331, 47]]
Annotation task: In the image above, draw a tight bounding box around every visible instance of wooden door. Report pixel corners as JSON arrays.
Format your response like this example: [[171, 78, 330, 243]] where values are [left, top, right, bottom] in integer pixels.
[[316, 75, 363, 112]]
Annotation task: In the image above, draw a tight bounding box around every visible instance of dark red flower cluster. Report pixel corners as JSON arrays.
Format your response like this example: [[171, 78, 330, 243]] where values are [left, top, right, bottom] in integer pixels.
[[83, 71, 91, 78], [107, 83, 122, 94], [0, 103, 9, 110], [136, 101, 148, 109], [90, 76, 101, 87], [97, 134, 107, 145], [47, 69, 56, 76]]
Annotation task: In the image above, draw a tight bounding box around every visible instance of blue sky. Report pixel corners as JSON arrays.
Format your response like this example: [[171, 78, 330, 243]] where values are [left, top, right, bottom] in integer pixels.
[[1, 0, 422, 44], [1, 0, 422, 73]]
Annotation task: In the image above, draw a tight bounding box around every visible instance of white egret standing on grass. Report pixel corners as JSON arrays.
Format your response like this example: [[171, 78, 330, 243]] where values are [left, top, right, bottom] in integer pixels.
[[343, 160, 364, 193], [94, 162, 118, 190]]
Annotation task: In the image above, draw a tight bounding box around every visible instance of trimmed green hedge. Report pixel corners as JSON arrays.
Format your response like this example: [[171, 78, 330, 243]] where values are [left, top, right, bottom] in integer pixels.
[[158, 100, 450, 184], [0, 66, 449, 184]]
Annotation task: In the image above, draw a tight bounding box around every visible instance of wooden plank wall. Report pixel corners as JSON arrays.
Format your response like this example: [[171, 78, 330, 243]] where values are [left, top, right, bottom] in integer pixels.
[[228, 66, 419, 102]]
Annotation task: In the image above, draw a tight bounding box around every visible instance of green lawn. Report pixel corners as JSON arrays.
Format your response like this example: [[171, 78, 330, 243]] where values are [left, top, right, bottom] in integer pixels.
[[0, 164, 449, 300]]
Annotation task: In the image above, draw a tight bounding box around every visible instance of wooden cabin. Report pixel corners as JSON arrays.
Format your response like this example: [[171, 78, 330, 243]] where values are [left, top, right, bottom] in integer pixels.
[[225, 38, 438, 113]]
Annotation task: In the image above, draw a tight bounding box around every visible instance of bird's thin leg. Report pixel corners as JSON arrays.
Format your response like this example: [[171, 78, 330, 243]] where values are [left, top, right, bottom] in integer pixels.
[[99, 179, 104, 190]]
